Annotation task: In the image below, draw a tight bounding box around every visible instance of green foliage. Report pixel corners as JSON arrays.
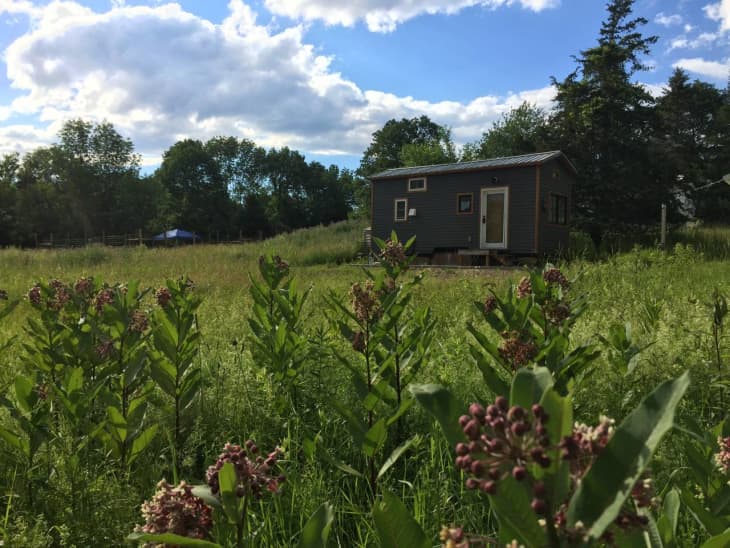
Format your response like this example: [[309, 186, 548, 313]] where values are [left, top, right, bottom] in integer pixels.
[[248, 254, 311, 410], [462, 102, 548, 161], [373, 491, 430, 548], [296, 502, 335, 548]]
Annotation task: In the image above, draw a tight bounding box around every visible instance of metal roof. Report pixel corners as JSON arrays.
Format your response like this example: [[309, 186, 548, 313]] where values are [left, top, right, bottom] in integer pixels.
[[369, 150, 576, 180]]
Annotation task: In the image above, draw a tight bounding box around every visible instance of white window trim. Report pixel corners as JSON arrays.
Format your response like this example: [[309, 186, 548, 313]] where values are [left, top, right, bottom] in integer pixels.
[[408, 177, 427, 192], [480, 186, 509, 249], [394, 198, 408, 222]]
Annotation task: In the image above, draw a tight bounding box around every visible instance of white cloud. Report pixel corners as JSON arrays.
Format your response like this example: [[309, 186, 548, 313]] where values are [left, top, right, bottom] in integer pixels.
[[263, 0, 560, 33], [0, 0, 557, 161], [704, 0, 730, 32], [673, 57, 730, 79], [655, 12, 682, 26], [667, 31, 721, 50]]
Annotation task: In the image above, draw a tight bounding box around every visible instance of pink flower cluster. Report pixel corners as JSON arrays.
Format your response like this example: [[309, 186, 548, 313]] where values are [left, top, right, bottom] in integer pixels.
[[498, 330, 538, 368], [716, 436, 730, 474], [137, 480, 212, 541], [350, 281, 382, 324], [543, 268, 570, 290], [94, 287, 115, 313], [380, 239, 408, 270], [129, 309, 149, 333], [516, 277, 532, 299], [455, 397, 551, 497], [206, 441, 285, 499], [155, 287, 172, 307]]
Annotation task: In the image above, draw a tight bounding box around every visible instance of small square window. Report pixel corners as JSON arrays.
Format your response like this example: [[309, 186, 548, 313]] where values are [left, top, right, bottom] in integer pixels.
[[394, 198, 408, 221], [408, 177, 427, 192], [549, 194, 568, 225], [457, 193, 473, 214]]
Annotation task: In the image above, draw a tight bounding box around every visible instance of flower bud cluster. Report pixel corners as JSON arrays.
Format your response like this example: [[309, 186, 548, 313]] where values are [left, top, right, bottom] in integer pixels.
[[35, 383, 49, 401], [439, 526, 467, 548], [715, 436, 730, 474], [350, 281, 382, 324], [498, 330, 538, 368], [455, 397, 551, 497], [28, 284, 41, 305], [543, 268, 569, 290], [544, 302, 571, 325], [483, 295, 497, 315], [47, 279, 71, 311], [73, 277, 94, 297], [129, 309, 149, 333], [96, 339, 114, 359], [136, 480, 212, 541], [94, 287, 115, 313], [155, 287, 172, 307], [380, 239, 408, 270], [516, 277, 532, 299], [559, 416, 614, 474], [206, 441, 285, 499]]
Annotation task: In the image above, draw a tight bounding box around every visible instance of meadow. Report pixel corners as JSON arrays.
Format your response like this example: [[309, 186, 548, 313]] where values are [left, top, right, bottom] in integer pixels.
[[0, 219, 729, 547]]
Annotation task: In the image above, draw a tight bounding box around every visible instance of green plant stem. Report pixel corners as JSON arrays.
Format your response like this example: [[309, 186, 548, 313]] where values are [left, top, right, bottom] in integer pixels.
[[237, 494, 249, 548]]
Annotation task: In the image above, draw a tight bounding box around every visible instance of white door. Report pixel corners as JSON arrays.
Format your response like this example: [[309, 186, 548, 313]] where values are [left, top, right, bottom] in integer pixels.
[[480, 187, 508, 249]]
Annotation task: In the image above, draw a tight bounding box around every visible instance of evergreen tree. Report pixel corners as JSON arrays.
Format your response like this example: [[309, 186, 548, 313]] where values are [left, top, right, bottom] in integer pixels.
[[549, 0, 659, 241]]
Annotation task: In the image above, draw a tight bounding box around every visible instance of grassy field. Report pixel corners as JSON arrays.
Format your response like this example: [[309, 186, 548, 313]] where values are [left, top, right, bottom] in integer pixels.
[[0, 221, 729, 546]]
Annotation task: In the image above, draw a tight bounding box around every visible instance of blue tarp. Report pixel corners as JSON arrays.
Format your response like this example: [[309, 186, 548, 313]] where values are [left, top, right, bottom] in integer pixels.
[[152, 229, 200, 241]]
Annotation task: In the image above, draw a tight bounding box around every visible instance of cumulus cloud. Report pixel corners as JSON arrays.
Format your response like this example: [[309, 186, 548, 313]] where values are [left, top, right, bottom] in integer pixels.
[[667, 31, 721, 50], [0, 0, 557, 160], [673, 57, 730, 79], [704, 0, 730, 32], [263, 0, 560, 33], [655, 12, 682, 26]]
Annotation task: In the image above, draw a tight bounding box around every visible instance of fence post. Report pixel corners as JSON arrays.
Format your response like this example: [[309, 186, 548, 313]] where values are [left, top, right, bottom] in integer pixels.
[[50, 233, 53, 247], [138, 228, 143, 246], [102, 230, 106, 246], [660, 203, 667, 248], [34, 233, 38, 248]]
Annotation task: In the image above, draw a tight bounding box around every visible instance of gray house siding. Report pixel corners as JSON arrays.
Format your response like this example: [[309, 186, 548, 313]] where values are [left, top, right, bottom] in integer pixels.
[[537, 162, 572, 255], [372, 165, 541, 255]]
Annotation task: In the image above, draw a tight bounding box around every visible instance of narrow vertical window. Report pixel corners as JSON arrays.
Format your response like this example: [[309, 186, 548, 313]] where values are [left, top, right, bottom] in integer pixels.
[[549, 194, 568, 225], [394, 198, 408, 221]]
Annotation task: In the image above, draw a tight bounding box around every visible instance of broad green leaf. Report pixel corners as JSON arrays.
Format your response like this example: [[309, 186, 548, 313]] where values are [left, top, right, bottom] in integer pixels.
[[218, 462, 241, 525], [129, 424, 158, 464], [657, 489, 680, 546], [14, 376, 36, 413], [378, 435, 419, 480], [127, 532, 220, 547], [373, 491, 430, 548], [510, 367, 553, 409], [296, 502, 334, 548], [489, 475, 548, 547], [363, 419, 387, 457], [701, 530, 730, 548], [567, 372, 690, 540], [409, 383, 466, 449], [191, 485, 221, 508], [332, 401, 366, 448], [680, 488, 729, 536]]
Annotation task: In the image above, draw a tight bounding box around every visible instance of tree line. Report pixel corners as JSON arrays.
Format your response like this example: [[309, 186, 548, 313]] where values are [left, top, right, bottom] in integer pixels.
[[0, 125, 362, 246], [0, 0, 727, 247]]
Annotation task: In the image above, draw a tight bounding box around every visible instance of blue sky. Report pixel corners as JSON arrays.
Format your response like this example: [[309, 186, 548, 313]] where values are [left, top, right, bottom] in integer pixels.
[[0, 0, 727, 171]]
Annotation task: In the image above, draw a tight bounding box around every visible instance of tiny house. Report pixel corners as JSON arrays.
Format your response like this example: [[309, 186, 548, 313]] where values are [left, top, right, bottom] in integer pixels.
[[369, 151, 576, 264]]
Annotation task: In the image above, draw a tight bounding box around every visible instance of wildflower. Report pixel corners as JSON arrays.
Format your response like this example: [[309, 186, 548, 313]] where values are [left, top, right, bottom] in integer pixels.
[[455, 399, 551, 497], [380, 239, 408, 270], [350, 281, 382, 324], [136, 480, 212, 540], [715, 436, 730, 474], [73, 277, 93, 297], [28, 284, 41, 306], [180, 276, 196, 291], [544, 302, 571, 325], [516, 277, 532, 299], [439, 526, 467, 548], [206, 441, 285, 499], [129, 309, 149, 333], [96, 339, 114, 360], [272, 256, 289, 275], [498, 331, 538, 368], [94, 287, 115, 313], [543, 268, 569, 290], [483, 295, 497, 315], [48, 279, 71, 311], [155, 286, 172, 307]]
